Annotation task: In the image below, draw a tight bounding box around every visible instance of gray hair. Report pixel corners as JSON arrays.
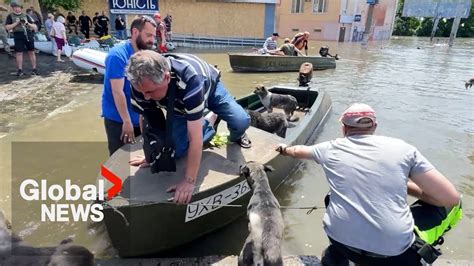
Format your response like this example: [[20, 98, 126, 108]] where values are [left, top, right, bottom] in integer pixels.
[[126, 50, 170, 87]]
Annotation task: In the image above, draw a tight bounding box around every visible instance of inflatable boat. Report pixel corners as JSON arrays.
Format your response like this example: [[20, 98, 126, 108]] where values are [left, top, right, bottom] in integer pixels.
[[71, 48, 107, 74]]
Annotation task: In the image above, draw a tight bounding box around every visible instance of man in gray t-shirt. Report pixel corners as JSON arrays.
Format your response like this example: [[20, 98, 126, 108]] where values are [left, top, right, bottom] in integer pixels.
[[275, 103, 460, 266]]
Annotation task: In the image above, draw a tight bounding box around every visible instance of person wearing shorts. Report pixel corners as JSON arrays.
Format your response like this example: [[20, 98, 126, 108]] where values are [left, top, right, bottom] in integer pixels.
[[51, 15, 67, 62], [4, 2, 38, 76]]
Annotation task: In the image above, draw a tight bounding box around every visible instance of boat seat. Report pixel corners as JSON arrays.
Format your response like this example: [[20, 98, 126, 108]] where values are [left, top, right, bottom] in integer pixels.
[[100, 121, 282, 204]]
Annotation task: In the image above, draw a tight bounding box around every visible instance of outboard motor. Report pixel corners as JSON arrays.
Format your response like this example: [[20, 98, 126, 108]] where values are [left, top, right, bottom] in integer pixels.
[[298, 62, 313, 87], [319, 46, 329, 57], [319, 46, 340, 60]]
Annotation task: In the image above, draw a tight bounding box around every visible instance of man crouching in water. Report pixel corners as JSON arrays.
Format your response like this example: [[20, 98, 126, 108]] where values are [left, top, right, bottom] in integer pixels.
[[276, 103, 460, 266], [126, 50, 251, 204]]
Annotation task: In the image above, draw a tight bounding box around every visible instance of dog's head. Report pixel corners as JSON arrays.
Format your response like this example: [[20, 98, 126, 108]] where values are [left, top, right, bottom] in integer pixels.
[[253, 85, 268, 97], [48, 238, 95, 266], [239, 161, 274, 189]]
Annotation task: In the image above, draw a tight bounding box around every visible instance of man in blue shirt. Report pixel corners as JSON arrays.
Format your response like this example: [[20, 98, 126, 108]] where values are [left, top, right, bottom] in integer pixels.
[[102, 15, 156, 155], [126, 50, 251, 204]]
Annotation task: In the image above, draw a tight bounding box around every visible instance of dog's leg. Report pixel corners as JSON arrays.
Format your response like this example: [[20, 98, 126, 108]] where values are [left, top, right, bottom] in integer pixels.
[[276, 126, 287, 138], [238, 234, 254, 266]]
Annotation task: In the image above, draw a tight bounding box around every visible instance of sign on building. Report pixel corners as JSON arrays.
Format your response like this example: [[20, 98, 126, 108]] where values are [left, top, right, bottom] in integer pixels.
[[109, 0, 159, 14], [402, 0, 471, 18]]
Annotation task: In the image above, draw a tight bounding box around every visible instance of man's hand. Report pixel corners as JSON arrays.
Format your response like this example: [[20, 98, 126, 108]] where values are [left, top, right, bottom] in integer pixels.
[[121, 120, 135, 144], [167, 178, 195, 204], [275, 144, 288, 155], [128, 155, 149, 168]]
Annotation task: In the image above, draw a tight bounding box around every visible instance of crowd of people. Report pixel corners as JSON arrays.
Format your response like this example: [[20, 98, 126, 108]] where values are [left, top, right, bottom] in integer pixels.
[[1, 2, 174, 76]]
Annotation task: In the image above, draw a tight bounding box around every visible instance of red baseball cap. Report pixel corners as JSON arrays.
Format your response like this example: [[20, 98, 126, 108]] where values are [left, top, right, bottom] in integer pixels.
[[340, 103, 376, 128]]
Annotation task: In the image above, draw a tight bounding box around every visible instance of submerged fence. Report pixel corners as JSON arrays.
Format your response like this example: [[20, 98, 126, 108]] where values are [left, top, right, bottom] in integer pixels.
[[171, 34, 266, 48]]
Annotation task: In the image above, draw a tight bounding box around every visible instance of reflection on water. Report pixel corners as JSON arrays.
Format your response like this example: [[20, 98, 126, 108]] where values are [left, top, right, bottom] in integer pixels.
[[0, 37, 473, 260]]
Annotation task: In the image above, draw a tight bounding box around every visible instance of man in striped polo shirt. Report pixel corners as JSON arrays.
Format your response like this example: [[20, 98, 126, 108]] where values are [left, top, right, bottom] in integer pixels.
[[261, 32, 279, 54], [126, 50, 251, 204]]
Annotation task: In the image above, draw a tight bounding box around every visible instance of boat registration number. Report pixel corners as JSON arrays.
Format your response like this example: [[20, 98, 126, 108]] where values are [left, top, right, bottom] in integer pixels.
[[185, 180, 250, 222]]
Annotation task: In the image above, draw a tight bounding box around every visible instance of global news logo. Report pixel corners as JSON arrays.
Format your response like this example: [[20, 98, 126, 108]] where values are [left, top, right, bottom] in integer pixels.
[[18, 166, 122, 222]]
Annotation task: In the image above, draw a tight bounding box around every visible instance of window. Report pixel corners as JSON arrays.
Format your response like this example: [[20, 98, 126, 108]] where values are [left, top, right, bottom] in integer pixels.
[[313, 0, 328, 13], [291, 0, 304, 13]]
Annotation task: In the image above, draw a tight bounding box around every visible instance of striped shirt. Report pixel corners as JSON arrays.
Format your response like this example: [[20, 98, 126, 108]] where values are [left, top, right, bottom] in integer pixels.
[[263, 37, 277, 53], [132, 53, 220, 121]]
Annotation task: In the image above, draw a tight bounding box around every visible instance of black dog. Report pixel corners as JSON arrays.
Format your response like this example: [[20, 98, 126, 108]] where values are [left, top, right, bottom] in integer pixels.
[[465, 78, 474, 89], [238, 162, 284, 266], [247, 110, 288, 138], [254, 85, 299, 122], [0, 211, 94, 266]]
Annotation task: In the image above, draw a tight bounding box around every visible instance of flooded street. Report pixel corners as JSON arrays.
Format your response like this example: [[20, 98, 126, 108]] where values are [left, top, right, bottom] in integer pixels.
[[0, 37, 473, 260]]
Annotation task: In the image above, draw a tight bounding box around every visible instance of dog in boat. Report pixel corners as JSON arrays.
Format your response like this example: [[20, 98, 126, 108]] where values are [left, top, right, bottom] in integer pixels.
[[0, 211, 94, 266], [247, 109, 288, 138], [238, 162, 284, 266], [254, 85, 299, 122]]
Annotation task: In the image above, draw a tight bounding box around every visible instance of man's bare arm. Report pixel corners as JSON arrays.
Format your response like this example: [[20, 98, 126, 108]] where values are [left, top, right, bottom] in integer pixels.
[[409, 169, 460, 207], [185, 119, 203, 183], [110, 78, 135, 142], [275, 144, 314, 160]]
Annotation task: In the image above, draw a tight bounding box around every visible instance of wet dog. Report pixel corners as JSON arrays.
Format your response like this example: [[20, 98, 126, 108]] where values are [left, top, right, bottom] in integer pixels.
[[465, 78, 474, 89], [247, 110, 288, 138], [0, 211, 94, 266], [238, 162, 283, 266], [298, 62, 313, 87], [254, 85, 298, 122]]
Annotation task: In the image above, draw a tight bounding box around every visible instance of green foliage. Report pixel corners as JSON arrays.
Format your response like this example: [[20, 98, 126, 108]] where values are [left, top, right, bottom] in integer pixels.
[[209, 133, 229, 148], [38, 0, 82, 12], [393, 0, 474, 37]]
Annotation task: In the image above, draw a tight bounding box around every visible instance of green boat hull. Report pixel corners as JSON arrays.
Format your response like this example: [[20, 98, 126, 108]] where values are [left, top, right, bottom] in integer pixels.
[[229, 53, 336, 72], [100, 86, 332, 257]]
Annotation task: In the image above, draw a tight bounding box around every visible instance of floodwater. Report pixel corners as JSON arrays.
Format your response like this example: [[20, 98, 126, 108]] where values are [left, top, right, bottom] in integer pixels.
[[0, 37, 473, 260]]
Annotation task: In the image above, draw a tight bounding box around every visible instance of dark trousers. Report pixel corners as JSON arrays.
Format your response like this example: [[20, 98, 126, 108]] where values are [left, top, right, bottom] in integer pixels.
[[104, 118, 141, 156], [67, 24, 78, 34], [94, 26, 103, 37], [321, 237, 422, 266], [81, 26, 90, 39]]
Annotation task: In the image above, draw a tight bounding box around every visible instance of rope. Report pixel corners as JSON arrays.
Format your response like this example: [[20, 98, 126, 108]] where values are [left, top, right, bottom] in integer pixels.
[[101, 199, 324, 226]]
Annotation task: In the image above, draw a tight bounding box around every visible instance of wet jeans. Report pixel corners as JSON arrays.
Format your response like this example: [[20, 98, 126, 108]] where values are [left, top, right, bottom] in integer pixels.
[[172, 81, 250, 158]]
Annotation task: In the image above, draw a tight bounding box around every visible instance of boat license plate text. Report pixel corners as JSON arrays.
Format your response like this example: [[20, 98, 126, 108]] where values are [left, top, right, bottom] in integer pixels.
[[185, 180, 250, 222]]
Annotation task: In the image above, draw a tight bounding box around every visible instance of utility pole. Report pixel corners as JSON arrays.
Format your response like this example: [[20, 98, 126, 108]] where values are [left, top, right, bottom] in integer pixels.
[[448, 17, 461, 47], [362, 1, 376, 45], [430, 1, 440, 42], [430, 15, 440, 42]]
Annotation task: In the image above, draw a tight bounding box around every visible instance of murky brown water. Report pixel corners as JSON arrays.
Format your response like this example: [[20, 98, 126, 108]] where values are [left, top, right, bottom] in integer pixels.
[[0, 37, 473, 260]]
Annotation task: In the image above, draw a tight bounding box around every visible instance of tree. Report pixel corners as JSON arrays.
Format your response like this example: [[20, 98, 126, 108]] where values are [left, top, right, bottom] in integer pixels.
[[393, 0, 474, 37], [36, 0, 82, 23], [392, 0, 420, 36]]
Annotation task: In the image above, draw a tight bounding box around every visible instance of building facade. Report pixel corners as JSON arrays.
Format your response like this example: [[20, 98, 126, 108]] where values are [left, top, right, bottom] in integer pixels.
[[276, 0, 397, 42], [1, 0, 396, 42]]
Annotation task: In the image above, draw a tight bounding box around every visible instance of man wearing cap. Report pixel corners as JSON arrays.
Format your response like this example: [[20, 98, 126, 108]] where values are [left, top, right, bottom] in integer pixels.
[[261, 32, 279, 54], [4, 2, 38, 76], [275, 103, 460, 265]]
